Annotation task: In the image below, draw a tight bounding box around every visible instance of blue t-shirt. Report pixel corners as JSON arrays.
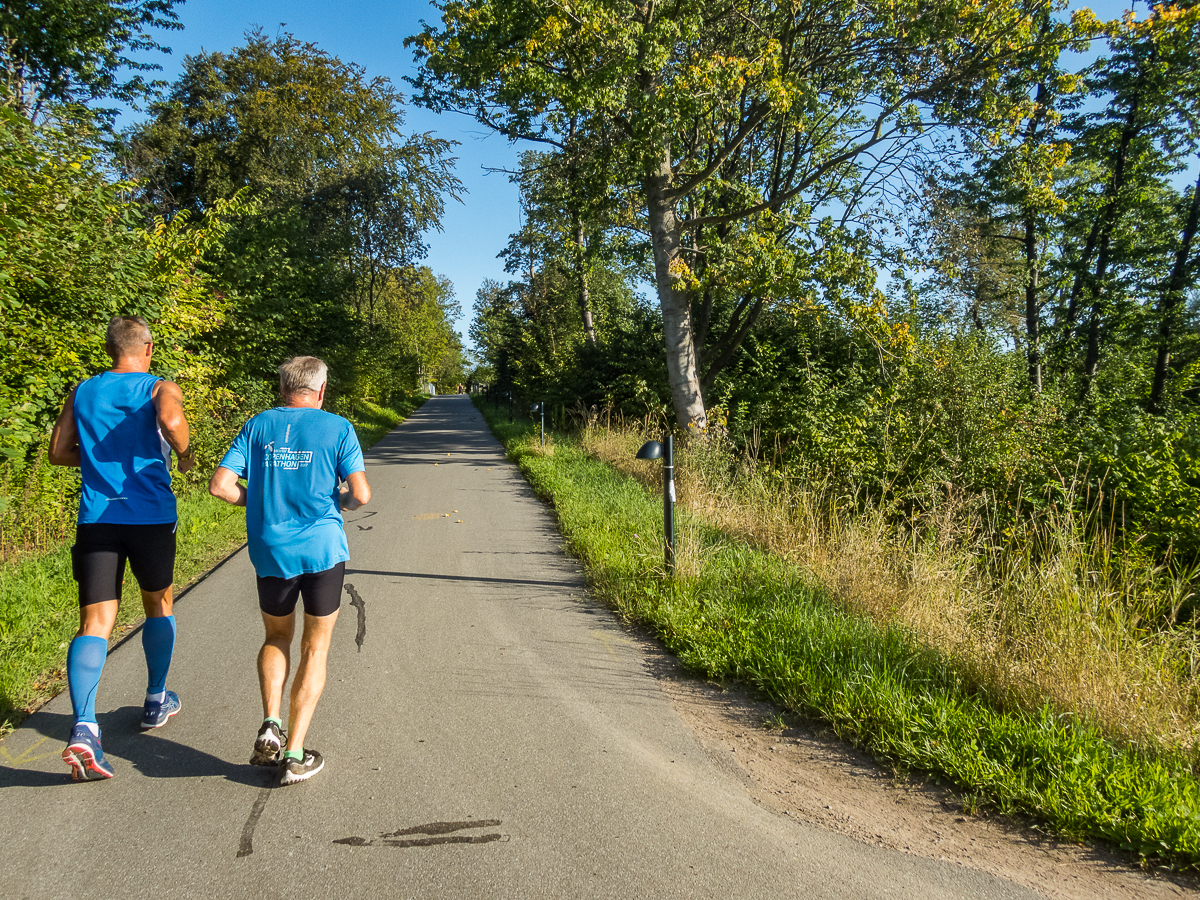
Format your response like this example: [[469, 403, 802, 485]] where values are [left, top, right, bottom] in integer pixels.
[[74, 372, 176, 525], [219, 407, 365, 579]]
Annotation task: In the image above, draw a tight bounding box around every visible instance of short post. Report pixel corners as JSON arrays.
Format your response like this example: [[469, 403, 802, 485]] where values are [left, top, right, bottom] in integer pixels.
[[663, 434, 675, 572], [530, 403, 545, 447], [636, 435, 675, 575]]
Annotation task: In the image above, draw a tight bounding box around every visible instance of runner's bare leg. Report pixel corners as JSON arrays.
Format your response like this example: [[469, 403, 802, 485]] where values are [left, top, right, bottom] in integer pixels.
[[285, 610, 339, 751], [259, 611, 296, 721]]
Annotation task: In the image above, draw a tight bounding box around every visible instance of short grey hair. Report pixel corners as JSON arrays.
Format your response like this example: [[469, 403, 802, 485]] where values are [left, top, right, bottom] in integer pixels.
[[278, 356, 328, 397], [106, 316, 152, 357]]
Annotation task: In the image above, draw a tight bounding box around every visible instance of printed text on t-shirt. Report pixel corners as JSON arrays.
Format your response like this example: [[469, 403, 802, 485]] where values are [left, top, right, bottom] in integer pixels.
[[263, 442, 313, 470]]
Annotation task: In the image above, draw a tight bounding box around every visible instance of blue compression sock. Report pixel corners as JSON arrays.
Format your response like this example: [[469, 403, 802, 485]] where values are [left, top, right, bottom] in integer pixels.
[[142, 615, 176, 695], [67, 635, 108, 725]]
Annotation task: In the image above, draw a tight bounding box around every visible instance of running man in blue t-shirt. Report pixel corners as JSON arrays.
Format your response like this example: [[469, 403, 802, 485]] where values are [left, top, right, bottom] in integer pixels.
[[209, 356, 370, 785], [49, 316, 195, 781]]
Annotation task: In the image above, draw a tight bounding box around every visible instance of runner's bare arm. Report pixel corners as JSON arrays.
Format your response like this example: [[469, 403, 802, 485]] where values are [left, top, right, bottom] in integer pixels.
[[209, 466, 247, 507], [48, 388, 81, 467], [339, 471, 371, 511], [152, 379, 194, 473]]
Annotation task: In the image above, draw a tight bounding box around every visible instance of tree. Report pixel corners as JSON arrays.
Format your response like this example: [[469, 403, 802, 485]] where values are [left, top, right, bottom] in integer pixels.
[[1053, 4, 1200, 400], [123, 30, 462, 381], [409, 0, 1086, 431], [0, 0, 182, 123], [125, 29, 422, 215]]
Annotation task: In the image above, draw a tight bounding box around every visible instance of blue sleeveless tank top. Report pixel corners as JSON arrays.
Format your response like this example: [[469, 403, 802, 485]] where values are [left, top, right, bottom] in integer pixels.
[[73, 371, 177, 524]]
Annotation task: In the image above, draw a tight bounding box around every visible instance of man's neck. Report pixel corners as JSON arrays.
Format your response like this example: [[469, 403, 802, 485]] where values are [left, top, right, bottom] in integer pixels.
[[282, 397, 322, 410], [109, 358, 152, 374]]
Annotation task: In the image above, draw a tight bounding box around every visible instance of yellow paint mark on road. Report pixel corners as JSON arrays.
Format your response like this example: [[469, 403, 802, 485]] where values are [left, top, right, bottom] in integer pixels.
[[413, 513, 440, 520], [0, 737, 58, 768], [591, 630, 633, 659]]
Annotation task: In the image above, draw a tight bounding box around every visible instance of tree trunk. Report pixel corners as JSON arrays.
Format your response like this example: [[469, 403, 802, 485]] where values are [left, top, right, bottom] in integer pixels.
[[1080, 232, 1112, 400], [1062, 93, 1140, 344], [574, 217, 597, 347], [645, 150, 707, 431], [1150, 165, 1200, 412], [1078, 94, 1140, 400], [1022, 80, 1046, 393], [1024, 209, 1042, 392]]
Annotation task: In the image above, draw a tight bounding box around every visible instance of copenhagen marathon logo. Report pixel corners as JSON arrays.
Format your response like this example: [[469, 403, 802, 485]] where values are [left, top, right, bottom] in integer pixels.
[[263, 441, 313, 470]]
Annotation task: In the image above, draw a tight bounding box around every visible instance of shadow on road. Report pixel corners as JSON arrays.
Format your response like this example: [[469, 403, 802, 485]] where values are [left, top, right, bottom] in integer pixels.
[[2, 708, 270, 788], [344, 568, 579, 590]]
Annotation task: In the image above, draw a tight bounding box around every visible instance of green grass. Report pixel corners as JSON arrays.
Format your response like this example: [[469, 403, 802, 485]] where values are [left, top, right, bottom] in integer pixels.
[[0, 392, 427, 735], [474, 395, 1200, 871]]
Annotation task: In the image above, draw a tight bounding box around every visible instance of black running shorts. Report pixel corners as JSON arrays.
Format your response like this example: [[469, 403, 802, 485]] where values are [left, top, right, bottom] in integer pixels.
[[256, 561, 345, 618], [72, 521, 178, 606]]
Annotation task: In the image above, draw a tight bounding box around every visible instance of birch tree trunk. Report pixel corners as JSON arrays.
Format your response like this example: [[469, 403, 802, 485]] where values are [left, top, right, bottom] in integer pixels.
[[574, 217, 597, 348]]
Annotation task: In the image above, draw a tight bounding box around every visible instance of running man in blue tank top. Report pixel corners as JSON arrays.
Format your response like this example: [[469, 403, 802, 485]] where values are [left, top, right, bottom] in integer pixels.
[[48, 316, 195, 781], [210, 356, 370, 785]]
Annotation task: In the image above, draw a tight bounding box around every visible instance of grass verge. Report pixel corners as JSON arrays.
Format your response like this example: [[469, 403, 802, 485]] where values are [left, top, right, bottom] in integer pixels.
[[474, 395, 1200, 871], [0, 392, 426, 735]]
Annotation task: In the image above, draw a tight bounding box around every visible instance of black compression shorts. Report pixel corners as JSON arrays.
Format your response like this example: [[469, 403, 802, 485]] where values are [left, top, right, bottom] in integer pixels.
[[256, 561, 345, 618], [72, 521, 178, 606]]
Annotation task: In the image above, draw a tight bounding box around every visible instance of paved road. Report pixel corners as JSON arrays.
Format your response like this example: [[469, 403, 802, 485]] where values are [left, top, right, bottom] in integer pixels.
[[0, 395, 1038, 899]]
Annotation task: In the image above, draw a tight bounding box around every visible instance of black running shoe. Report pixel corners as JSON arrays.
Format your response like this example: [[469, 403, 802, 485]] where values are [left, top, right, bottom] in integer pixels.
[[280, 748, 323, 785], [250, 719, 286, 766]]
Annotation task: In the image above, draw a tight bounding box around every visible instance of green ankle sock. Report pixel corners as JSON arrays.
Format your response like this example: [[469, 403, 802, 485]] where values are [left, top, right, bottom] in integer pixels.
[[282, 748, 303, 761], [265, 717, 283, 729]]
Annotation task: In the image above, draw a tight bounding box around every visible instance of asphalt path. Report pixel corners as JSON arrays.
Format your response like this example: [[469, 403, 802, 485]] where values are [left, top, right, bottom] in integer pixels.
[[0, 395, 1038, 899]]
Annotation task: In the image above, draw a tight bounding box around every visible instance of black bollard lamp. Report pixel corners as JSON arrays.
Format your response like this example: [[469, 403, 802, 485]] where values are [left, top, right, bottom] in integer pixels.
[[635, 435, 675, 574]]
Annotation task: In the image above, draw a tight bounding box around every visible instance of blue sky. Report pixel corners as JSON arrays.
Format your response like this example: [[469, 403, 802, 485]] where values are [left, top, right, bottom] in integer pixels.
[[126, 0, 1144, 346]]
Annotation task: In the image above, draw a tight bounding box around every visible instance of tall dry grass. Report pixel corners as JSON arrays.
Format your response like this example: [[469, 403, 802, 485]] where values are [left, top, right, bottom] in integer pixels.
[[582, 420, 1200, 753]]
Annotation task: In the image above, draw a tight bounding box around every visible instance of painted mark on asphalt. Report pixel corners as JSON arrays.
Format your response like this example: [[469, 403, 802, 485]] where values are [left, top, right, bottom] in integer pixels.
[[334, 820, 506, 849], [0, 736, 58, 768], [591, 630, 633, 659], [344, 583, 366, 651], [237, 785, 272, 858]]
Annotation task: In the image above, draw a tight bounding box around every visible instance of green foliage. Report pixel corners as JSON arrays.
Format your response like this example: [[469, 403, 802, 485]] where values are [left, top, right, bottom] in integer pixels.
[[1074, 403, 1200, 564], [126, 29, 411, 214], [470, 266, 667, 416]]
